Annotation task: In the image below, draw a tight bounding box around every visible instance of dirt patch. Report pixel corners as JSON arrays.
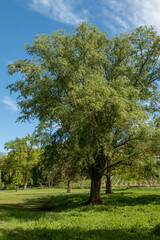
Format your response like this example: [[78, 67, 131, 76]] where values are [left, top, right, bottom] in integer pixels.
[[9, 230, 23, 236], [0, 222, 7, 226]]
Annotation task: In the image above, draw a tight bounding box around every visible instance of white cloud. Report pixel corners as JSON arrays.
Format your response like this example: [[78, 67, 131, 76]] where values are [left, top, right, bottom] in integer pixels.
[[29, 0, 88, 25], [103, 0, 160, 33], [2, 96, 18, 111]]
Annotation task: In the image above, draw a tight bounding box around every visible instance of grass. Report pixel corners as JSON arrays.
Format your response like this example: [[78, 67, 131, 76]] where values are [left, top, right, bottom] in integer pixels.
[[0, 187, 160, 239]]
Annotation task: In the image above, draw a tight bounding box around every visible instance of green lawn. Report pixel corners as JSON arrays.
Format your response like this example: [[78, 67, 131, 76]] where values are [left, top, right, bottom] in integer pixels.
[[0, 187, 160, 239]]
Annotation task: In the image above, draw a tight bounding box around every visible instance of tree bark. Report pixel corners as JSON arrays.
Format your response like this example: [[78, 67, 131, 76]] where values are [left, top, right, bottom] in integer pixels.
[[23, 182, 27, 190], [88, 178, 102, 204], [16, 186, 19, 192], [86, 163, 105, 205], [126, 182, 130, 189], [67, 180, 72, 193], [86, 147, 107, 205], [106, 168, 112, 194], [48, 179, 51, 187], [0, 169, 1, 185], [80, 181, 83, 189]]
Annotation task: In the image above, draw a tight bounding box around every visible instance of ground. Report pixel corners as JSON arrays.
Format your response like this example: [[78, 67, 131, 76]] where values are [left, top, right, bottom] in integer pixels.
[[0, 187, 160, 240]]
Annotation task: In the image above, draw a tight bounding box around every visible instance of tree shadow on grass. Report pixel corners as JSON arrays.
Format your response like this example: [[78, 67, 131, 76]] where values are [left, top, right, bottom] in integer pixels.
[[1, 226, 159, 240], [101, 193, 160, 208], [0, 191, 160, 223], [0, 196, 58, 222], [28, 192, 160, 212], [34, 193, 89, 212], [0, 193, 89, 223]]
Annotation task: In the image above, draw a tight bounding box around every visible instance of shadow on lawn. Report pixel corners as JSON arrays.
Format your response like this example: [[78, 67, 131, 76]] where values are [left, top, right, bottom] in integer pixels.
[[101, 193, 160, 207], [0, 191, 160, 217], [1, 226, 158, 240], [31, 192, 160, 212], [0, 194, 89, 222], [0, 196, 54, 222]]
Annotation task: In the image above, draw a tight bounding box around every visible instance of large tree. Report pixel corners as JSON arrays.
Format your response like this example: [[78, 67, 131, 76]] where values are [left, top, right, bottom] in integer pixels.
[[8, 23, 160, 204]]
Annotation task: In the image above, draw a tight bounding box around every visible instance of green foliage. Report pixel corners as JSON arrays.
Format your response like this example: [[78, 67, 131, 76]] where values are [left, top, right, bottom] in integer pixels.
[[3, 134, 41, 189], [115, 126, 160, 183], [42, 131, 84, 188], [12, 171, 23, 186]]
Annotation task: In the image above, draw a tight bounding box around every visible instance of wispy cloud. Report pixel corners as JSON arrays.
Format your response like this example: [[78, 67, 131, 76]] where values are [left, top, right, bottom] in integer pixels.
[[7, 60, 14, 65], [103, 0, 160, 33], [2, 96, 18, 111], [28, 0, 88, 25]]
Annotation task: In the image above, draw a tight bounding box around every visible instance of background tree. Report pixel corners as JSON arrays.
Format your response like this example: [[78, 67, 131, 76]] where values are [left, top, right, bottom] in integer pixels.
[[7, 23, 160, 204], [4, 135, 40, 190], [0, 153, 6, 187], [115, 130, 160, 189], [104, 126, 152, 194]]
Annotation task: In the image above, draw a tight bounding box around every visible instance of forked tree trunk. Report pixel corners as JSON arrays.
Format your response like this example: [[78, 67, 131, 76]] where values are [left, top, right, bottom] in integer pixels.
[[67, 180, 72, 193], [106, 168, 112, 194], [23, 182, 27, 190]]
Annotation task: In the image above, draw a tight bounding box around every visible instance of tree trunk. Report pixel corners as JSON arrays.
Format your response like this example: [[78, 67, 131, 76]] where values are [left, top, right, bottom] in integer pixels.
[[106, 168, 112, 194], [48, 179, 51, 187], [67, 180, 72, 193], [86, 164, 105, 205], [0, 169, 1, 185], [80, 181, 83, 189], [23, 182, 27, 190], [86, 148, 107, 205], [155, 178, 158, 187], [87, 178, 102, 204], [126, 182, 130, 189], [16, 186, 19, 192]]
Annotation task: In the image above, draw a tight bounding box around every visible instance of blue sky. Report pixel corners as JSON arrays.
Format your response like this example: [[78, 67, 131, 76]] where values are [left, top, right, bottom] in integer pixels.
[[1, 0, 160, 153]]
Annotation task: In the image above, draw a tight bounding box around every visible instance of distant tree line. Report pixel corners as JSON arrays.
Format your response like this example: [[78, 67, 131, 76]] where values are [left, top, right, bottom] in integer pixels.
[[1, 127, 160, 194]]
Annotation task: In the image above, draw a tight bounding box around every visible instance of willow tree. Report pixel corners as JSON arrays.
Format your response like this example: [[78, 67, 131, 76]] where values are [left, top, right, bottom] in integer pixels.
[[8, 23, 160, 204]]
